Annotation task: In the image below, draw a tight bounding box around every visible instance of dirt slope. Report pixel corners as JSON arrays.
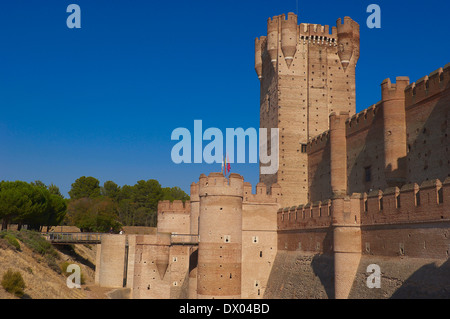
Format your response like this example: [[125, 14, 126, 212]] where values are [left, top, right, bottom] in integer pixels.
[[0, 234, 113, 299]]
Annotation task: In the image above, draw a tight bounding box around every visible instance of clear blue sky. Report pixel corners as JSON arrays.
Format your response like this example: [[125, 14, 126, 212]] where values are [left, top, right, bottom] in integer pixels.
[[0, 0, 449, 197]]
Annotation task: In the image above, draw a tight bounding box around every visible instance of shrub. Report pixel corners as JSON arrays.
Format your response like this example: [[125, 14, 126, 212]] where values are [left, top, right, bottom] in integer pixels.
[[15, 230, 58, 258], [4, 234, 21, 251], [1, 269, 26, 297], [0, 231, 21, 251], [12, 230, 61, 274]]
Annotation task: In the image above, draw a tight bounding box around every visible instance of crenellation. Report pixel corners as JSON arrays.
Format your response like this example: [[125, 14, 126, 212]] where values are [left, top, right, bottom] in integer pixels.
[[381, 76, 410, 101], [360, 180, 448, 225], [405, 64, 450, 108], [158, 200, 190, 212], [243, 181, 281, 203], [345, 103, 379, 136], [278, 199, 333, 230], [307, 130, 330, 154]]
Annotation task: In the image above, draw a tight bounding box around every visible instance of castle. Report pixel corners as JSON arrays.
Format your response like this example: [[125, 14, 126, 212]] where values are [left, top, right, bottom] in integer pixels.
[[95, 13, 450, 299]]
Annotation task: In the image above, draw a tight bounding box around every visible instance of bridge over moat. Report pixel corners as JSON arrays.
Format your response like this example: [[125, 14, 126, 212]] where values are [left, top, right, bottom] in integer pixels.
[[43, 232, 199, 245]]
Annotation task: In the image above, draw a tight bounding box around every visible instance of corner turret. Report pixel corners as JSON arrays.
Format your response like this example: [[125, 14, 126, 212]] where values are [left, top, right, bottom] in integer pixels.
[[336, 17, 360, 71]]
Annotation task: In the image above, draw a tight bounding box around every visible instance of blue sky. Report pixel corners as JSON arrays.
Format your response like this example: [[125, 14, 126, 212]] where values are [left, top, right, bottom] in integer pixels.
[[0, 0, 449, 197]]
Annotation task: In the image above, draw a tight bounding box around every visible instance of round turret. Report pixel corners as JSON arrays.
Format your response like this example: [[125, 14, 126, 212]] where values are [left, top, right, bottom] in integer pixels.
[[197, 172, 244, 299], [281, 12, 298, 67], [336, 17, 360, 70], [267, 16, 279, 66]]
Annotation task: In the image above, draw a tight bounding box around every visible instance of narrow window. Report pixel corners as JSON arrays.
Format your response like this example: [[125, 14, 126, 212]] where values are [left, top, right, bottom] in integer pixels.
[[364, 166, 372, 182], [301, 144, 307, 153], [438, 188, 444, 204]]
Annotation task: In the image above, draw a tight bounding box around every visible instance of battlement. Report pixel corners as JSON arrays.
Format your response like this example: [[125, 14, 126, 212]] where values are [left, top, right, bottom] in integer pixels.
[[158, 200, 190, 213], [405, 63, 450, 108], [198, 172, 244, 197], [256, 12, 360, 73], [345, 103, 381, 136], [336, 16, 360, 35], [360, 177, 450, 225], [307, 130, 330, 154], [277, 177, 449, 232], [298, 21, 338, 47], [277, 199, 332, 230], [381, 76, 410, 101], [243, 181, 282, 203]]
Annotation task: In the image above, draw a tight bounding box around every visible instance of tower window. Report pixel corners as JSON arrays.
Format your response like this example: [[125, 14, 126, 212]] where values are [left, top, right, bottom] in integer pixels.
[[301, 144, 307, 153], [364, 166, 371, 182]]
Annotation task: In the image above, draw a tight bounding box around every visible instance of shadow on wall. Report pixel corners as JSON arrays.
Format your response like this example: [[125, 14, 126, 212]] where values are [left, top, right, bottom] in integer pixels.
[[405, 77, 450, 185], [391, 258, 450, 299], [311, 253, 335, 299], [347, 105, 388, 195], [308, 138, 332, 202], [189, 248, 198, 274], [310, 227, 335, 298]]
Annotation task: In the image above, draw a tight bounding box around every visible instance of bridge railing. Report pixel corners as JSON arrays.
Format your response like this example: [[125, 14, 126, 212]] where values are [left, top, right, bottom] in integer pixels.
[[43, 232, 105, 244], [170, 234, 199, 245]]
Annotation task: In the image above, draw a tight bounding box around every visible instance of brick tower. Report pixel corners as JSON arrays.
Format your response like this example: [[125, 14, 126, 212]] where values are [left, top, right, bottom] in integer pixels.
[[196, 172, 244, 299], [255, 13, 360, 207]]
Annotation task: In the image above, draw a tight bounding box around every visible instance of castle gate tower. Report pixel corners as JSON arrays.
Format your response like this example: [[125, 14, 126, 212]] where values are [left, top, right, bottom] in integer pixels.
[[255, 13, 360, 207], [197, 172, 244, 299]]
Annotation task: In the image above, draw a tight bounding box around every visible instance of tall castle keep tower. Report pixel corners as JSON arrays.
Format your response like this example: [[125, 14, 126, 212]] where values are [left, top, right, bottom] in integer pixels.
[[255, 13, 360, 207]]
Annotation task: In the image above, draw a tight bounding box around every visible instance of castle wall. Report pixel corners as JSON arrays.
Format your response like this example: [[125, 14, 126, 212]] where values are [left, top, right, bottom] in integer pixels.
[[307, 132, 331, 202], [277, 201, 333, 253], [157, 200, 190, 234], [264, 251, 334, 298], [274, 177, 450, 298], [308, 64, 450, 203], [348, 255, 450, 299], [405, 64, 450, 185], [307, 103, 388, 202], [127, 234, 191, 299], [241, 182, 281, 298], [345, 104, 387, 195]]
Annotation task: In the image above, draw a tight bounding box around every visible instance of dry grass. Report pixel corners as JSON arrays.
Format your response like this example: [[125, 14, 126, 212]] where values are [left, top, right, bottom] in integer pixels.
[[0, 232, 113, 299]]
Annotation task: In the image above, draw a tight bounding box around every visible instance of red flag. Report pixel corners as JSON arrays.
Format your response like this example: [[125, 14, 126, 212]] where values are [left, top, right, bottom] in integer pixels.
[[227, 154, 231, 174]]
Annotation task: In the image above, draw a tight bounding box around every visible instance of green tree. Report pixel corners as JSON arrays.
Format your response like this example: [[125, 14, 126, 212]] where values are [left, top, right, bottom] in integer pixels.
[[0, 181, 34, 230], [101, 181, 120, 201], [67, 197, 121, 232], [68, 176, 101, 200], [48, 183, 63, 198], [43, 194, 67, 232], [19, 183, 49, 231], [132, 179, 163, 211], [26, 182, 67, 231], [162, 186, 190, 202]]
